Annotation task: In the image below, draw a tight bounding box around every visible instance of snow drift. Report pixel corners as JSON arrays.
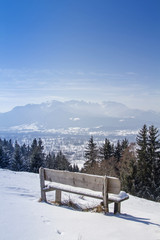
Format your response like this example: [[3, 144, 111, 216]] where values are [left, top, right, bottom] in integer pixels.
[[0, 169, 160, 240]]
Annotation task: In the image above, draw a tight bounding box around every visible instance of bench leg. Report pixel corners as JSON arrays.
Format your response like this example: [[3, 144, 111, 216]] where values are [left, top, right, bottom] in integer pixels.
[[103, 176, 109, 213], [114, 202, 121, 214], [41, 190, 47, 202], [55, 190, 61, 204], [104, 204, 109, 214], [103, 196, 109, 213], [39, 167, 46, 202]]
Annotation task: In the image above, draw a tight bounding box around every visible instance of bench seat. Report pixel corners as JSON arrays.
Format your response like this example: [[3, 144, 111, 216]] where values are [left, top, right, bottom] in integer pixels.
[[43, 182, 129, 203]]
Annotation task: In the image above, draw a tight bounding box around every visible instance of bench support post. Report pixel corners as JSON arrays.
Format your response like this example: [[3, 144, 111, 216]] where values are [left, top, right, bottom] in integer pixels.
[[39, 167, 46, 202], [55, 190, 62, 204], [114, 202, 121, 214], [103, 176, 109, 213]]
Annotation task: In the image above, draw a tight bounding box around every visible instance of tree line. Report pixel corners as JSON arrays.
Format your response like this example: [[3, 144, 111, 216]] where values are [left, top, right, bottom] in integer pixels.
[[82, 124, 160, 202], [0, 138, 79, 173], [0, 124, 160, 201]]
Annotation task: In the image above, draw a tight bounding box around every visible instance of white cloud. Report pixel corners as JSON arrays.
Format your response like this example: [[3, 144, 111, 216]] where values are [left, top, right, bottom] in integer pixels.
[[69, 117, 80, 121], [125, 72, 137, 75]]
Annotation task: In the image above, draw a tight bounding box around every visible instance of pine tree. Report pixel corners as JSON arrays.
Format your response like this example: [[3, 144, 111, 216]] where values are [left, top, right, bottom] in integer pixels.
[[83, 136, 98, 173], [45, 152, 55, 169], [54, 151, 70, 170], [135, 124, 160, 200], [119, 143, 137, 194], [12, 141, 23, 171], [148, 125, 160, 200], [99, 138, 114, 161], [114, 138, 129, 177], [121, 138, 129, 151], [136, 124, 151, 198], [97, 138, 115, 176], [20, 143, 30, 171], [0, 145, 4, 168], [30, 138, 45, 173], [114, 140, 122, 162], [1, 139, 14, 169]]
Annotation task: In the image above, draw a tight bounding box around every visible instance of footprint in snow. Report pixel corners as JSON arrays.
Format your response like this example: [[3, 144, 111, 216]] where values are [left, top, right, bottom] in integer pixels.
[[41, 216, 51, 224], [56, 229, 63, 235]]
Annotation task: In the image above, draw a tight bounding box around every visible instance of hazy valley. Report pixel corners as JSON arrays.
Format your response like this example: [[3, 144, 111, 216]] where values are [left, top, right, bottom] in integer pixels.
[[0, 100, 159, 166]]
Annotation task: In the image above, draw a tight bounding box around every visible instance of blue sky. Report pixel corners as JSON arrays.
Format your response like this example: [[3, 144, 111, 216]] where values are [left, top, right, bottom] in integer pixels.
[[0, 0, 160, 113]]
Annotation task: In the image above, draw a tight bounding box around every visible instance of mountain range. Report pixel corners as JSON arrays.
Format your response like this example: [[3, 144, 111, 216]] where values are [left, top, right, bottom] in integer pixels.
[[0, 100, 159, 132]]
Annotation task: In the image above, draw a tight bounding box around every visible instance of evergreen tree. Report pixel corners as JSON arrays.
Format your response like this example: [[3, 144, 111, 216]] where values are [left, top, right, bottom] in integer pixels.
[[30, 138, 45, 173], [8, 139, 14, 153], [45, 152, 55, 169], [119, 143, 137, 194], [121, 138, 129, 151], [20, 143, 30, 171], [148, 125, 160, 200], [136, 124, 151, 198], [99, 138, 114, 161], [114, 140, 122, 162], [97, 138, 115, 176], [114, 138, 129, 177], [83, 136, 98, 173], [12, 141, 23, 171], [54, 151, 70, 170], [0, 145, 4, 168], [1, 139, 14, 169]]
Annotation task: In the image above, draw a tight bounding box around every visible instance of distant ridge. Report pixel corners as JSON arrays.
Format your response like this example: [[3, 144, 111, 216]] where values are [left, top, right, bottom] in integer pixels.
[[0, 100, 159, 132]]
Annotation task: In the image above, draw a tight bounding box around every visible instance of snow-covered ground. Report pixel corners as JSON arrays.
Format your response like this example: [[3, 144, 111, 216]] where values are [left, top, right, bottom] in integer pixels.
[[0, 169, 160, 240]]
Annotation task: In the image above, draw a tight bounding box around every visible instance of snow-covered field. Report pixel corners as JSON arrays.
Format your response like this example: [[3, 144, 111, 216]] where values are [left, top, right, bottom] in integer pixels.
[[0, 169, 160, 240]]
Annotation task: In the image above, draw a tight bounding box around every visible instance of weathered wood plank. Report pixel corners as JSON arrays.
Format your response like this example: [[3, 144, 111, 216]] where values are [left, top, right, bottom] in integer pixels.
[[107, 177, 121, 194], [103, 176, 109, 213], [39, 167, 46, 202], [44, 168, 104, 192], [44, 168, 121, 194], [43, 186, 103, 199], [55, 190, 61, 203]]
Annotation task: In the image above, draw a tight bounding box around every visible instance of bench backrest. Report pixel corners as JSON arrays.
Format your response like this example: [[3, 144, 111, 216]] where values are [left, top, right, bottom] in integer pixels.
[[42, 168, 121, 194]]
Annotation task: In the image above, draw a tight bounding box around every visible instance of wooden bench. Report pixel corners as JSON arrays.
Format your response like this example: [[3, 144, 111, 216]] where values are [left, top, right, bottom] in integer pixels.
[[39, 167, 129, 214]]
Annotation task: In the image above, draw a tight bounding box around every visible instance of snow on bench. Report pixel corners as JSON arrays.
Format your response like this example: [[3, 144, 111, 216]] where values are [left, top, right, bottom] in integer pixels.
[[39, 167, 129, 214]]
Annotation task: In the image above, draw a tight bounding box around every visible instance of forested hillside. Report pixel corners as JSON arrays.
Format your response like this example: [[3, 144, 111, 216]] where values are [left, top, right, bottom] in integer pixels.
[[0, 124, 160, 202], [82, 124, 160, 202], [0, 138, 79, 173]]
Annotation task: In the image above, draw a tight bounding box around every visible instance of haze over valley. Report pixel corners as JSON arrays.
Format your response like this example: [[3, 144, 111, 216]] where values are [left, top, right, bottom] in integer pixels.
[[0, 100, 159, 166]]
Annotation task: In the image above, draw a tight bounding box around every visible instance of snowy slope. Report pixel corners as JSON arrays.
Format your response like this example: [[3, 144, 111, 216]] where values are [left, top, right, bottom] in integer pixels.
[[0, 169, 160, 240]]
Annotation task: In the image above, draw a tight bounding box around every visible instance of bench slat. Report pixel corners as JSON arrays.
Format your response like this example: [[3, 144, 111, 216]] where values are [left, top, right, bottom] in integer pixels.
[[43, 185, 103, 199], [107, 177, 121, 194], [44, 168, 104, 192], [43, 183, 128, 203], [44, 168, 121, 194]]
